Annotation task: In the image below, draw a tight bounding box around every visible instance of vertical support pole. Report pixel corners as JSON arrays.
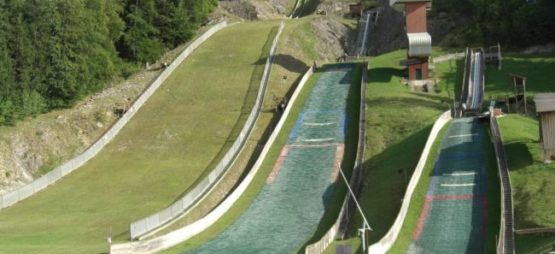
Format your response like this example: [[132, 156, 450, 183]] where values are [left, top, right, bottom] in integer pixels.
[[498, 42, 502, 70], [523, 79, 528, 114]]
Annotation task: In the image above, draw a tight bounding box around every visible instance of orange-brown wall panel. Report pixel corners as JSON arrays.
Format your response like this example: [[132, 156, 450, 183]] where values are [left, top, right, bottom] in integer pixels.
[[405, 3, 427, 33]]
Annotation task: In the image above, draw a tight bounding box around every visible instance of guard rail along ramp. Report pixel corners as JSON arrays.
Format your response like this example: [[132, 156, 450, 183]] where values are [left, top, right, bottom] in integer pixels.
[[110, 66, 315, 254], [304, 62, 367, 254], [365, 110, 452, 253], [128, 22, 285, 240], [489, 106, 515, 254], [0, 21, 229, 210], [461, 48, 485, 116]]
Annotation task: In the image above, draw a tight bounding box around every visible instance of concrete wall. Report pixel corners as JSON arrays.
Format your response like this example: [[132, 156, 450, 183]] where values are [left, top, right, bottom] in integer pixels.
[[367, 110, 451, 254]]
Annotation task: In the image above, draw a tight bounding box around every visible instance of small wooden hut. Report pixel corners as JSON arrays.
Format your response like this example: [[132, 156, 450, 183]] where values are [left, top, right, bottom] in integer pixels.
[[533, 93, 555, 161]]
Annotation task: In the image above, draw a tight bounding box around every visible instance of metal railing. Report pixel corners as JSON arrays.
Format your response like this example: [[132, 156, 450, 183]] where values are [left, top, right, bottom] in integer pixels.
[[110, 64, 315, 254], [128, 22, 285, 240], [489, 107, 516, 254], [0, 21, 229, 210]]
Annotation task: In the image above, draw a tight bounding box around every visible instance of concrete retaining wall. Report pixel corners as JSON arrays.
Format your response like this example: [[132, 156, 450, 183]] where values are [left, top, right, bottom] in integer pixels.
[[366, 110, 452, 254]]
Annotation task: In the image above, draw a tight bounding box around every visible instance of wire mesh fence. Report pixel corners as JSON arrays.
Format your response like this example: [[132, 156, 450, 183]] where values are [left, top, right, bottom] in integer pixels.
[[188, 64, 355, 254], [0, 21, 229, 210], [489, 107, 515, 254], [128, 22, 285, 240]]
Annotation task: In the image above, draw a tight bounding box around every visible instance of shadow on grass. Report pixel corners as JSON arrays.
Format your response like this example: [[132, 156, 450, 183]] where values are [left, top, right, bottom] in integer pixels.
[[368, 67, 405, 83], [253, 54, 309, 74], [409, 91, 453, 105], [485, 56, 555, 96], [366, 96, 448, 112], [164, 26, 281, 206], [505, 142, 534, 171], [348, 126, 432, 242]]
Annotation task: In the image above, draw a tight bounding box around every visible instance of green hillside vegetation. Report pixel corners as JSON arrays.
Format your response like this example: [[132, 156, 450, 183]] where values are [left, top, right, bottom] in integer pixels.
[[498, 115, 555, 253], [0, 21, 276, 254], [432, 0, 555, 48], [0, 0, 216, 125]]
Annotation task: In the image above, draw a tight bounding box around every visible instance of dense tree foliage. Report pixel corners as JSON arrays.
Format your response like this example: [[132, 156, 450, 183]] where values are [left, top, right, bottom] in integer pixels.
[[432, 0, 555, 48], [0, 0, 217, 125]]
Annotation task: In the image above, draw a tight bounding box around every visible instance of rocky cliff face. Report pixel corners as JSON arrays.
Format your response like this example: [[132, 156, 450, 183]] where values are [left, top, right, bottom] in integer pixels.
[[0, 49, 182, 194]]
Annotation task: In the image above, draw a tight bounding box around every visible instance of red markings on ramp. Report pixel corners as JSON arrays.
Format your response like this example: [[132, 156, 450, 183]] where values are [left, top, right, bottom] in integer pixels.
[[266, 146, 289, 184], [413, 196, 433, 240], [330, 144, 345, 182], [413, 194, 484, 241]]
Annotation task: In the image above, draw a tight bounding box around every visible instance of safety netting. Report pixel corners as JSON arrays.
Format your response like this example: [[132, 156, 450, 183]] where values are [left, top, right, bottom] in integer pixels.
[[408, 118, 488, 254], [188, 64, 355, 253]]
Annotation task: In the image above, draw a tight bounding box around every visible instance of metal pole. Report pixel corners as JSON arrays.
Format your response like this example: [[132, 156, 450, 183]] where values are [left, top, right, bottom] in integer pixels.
[[337, 163, 372, 253]]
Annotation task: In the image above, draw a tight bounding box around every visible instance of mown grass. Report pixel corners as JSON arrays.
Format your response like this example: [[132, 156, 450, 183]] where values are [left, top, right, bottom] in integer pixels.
[[322, 50, 455, 252], [149, 18, 321, 237], [484, 55, 555, 98], [158, 69, 324, 254], [0, 21, 277, 254], [498, 115, 555, 253]]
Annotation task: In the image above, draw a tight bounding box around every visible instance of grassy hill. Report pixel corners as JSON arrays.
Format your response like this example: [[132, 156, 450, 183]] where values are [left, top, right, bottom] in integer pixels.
[[0, 21, 278, 254], [498, 115, 555, 253]]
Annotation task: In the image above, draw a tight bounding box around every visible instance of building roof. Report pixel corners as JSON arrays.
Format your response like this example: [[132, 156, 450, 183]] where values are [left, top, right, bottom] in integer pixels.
[[407, 32, 432, 57], [400, 58, 425, 66], [390, 0, 432, 11], [534, 93, 555, 113]]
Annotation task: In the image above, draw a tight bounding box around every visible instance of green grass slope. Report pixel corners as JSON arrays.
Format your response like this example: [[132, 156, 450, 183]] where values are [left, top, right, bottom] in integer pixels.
[[0, 21, 277, 254], [323, 50, 456, 252], [146, 18, 321, 237], [158, 69, 324, 254], [484, 55, 555, 99], [498, 115, 555, 253]]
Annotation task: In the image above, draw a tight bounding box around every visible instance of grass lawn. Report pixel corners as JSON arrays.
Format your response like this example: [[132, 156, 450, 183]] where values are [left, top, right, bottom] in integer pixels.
[[498, 114, 555, 253], [149, 18, 322, 237], [0, 21, 278, 254], [322, 50, 456, 252], [158, 62, 361, 254], [483, 55, 555, 105], [158, 69, 324, 254]]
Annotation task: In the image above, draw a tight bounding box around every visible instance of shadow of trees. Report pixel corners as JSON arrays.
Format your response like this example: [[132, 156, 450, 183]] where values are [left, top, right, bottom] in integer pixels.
[[253, 54, 309, 74]]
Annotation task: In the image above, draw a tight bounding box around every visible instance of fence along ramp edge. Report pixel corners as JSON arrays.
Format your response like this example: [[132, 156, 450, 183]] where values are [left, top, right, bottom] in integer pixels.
[[109, 61, 315, 254], [0, 21, 229, 210], [128, 22, 285, 240]]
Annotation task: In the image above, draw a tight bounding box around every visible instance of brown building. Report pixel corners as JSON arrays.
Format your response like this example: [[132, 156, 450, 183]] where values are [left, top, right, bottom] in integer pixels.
[[534, 93, 555, 161], [390, 0, 432, 80]]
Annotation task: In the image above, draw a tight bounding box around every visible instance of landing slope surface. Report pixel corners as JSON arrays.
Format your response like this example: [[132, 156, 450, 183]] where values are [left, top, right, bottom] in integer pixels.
[[409, 118, 488, 253], [187, 64, 355, 253]]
